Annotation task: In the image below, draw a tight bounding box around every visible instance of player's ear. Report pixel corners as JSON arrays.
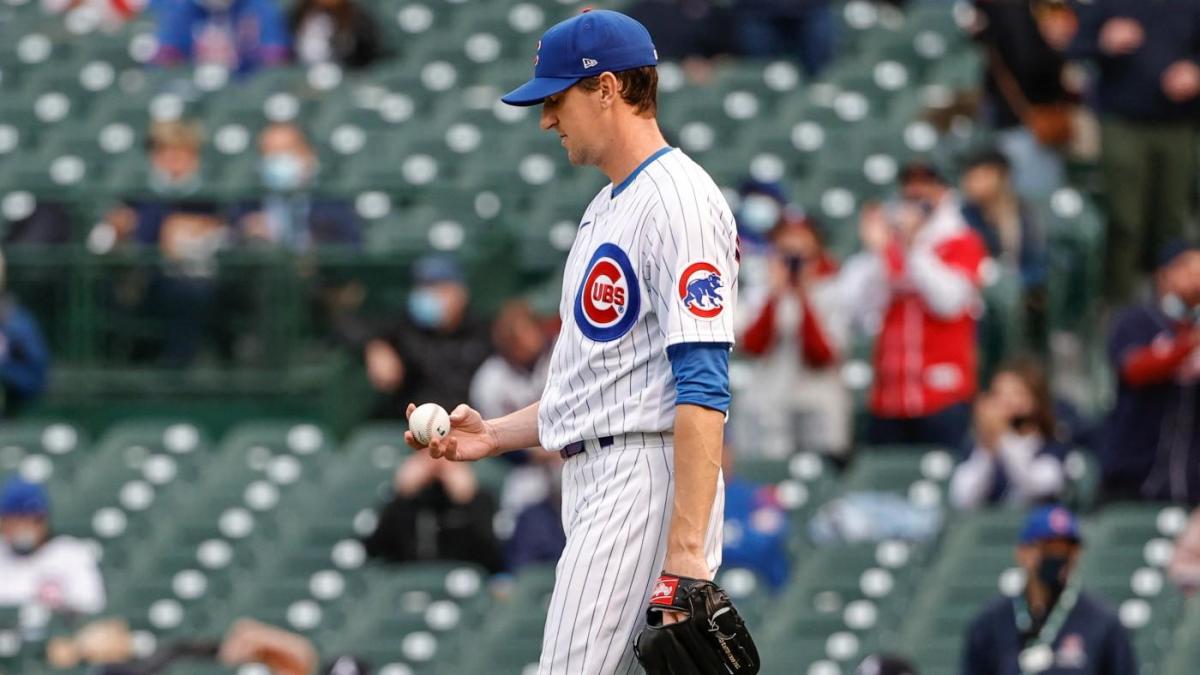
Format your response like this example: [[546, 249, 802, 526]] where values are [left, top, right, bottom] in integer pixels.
[[598, 72, 620, 109]]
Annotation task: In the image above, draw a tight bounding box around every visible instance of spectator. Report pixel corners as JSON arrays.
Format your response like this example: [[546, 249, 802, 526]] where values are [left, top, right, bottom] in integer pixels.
[[154, 0, 290, 75], [733, 0, 834, 76], [506, 479, 565, 573], [93, 120, 229, 256], [721, 446, 789, 592], [950, 358, 1067, 509], [1168, 507, 1200, 594], [362, 452, 504, 573], [626, 0, 733, 62], [1099, 241, 1200, 505], [960, 148, 1049, 349], [840, 161, 989, 450], [233, 123, 361, 252], [731, 178, 795, 302], [0, 251, 50, 416], [470, 300, 558, 523], [961, 506, 1138, 675], [0, 477, 105, 615], [970, 0, 1073, 198], [1067, 0, 1200, 304], [49, 617, 345, 675], [364, 257, 491, 419], [736, 215, 851, 457], [289, 0, 381, 69]]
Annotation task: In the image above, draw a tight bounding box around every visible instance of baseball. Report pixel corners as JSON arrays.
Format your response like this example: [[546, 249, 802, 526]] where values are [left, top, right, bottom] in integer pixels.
[[409, 403, 451, 446]]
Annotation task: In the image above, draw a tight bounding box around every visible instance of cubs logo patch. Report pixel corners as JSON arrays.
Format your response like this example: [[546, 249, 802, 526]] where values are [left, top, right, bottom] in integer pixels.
[[678, 261, 726, 319], [574, 243, 641, 342]]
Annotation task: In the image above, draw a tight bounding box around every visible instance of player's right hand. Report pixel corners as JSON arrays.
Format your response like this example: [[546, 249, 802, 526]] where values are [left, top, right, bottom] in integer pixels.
[[404, 403, 498, 462]]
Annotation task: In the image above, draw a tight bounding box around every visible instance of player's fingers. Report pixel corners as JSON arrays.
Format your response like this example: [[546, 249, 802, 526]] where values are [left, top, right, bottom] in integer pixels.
[[449, 404, 472, 424], [444, 437, 459, 460], [428, 438, 444, 459], [405, 403, 416, 419], [403, 431, 425, 450]]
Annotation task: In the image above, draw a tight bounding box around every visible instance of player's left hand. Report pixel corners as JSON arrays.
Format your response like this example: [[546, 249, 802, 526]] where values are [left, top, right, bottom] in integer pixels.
[[634, 574, 760, 674]]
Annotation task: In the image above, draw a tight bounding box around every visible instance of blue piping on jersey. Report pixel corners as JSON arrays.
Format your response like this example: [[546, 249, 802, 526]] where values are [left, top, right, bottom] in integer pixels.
[[611, 146, 675, 198]]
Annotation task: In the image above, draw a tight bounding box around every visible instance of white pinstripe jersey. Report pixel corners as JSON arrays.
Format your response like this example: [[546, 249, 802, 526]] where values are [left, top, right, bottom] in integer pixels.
[[537, 147, 739, 451]]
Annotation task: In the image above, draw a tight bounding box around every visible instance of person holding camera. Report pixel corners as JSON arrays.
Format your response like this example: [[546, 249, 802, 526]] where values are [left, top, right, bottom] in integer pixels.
[[736, 214, 850, 457], [950, 358, 1067, 509], [839, 161, 990, 451]]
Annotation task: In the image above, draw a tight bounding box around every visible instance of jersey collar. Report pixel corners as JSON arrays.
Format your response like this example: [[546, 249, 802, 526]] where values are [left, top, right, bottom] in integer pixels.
[[611, 146, 674, 199]]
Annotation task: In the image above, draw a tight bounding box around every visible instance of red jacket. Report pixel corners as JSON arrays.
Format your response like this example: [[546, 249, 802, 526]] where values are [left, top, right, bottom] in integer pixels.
[[740, 256, 840, 368], [869, 201, 989, 418]]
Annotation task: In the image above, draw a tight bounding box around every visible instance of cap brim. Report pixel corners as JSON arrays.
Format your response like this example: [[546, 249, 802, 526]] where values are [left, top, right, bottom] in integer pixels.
[[501, 76, 580, 106]]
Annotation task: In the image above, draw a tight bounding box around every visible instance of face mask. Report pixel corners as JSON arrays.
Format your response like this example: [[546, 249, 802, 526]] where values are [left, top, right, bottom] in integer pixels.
[[408, 289, 446, 329], [260, 153, 309, 192], [738, 195, 781, 234], [1161, 293, 1199, 323], [1036, 554, 1070, 596], [148, 167, 201, 197], [8, 529, 40, 556]]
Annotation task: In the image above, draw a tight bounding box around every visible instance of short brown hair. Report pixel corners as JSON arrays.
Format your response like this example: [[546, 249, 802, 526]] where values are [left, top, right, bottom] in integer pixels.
[[148, 120, 203, 152], [576, 66, 658, 116], [994, 356, 1057, 439]]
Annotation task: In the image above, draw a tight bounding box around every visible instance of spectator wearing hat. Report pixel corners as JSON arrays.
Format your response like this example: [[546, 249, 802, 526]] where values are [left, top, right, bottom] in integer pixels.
[[962, 506, 1138, 675], [363, 257, 491, 420], [840, 161, 989, 450], [1067, 0, 1200, 304], [960, 148, 1049, 349], [735, 213, 851, 457], [1100, 241, 1200, 505], [0, 477, 105, 614]]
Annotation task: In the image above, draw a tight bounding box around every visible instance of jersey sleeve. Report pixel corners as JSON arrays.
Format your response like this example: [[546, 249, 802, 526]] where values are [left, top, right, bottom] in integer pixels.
[[645, 191, 738, 348]]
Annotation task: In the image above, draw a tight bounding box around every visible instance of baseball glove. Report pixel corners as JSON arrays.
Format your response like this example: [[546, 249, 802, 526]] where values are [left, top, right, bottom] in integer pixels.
[[633, 573, 760, 675]]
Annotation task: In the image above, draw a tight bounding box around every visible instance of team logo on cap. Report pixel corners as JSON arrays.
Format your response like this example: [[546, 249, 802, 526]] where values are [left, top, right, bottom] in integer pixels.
[[1049, 507, 1073, 534], [582, 58, 598, 69], [574, 243, 641, 342], [533, 40, 541, 65], [678, 261, 725, 319]]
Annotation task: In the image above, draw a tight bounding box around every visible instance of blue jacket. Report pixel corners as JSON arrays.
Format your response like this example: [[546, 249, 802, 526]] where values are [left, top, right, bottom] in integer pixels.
[[1067, 0, 1200, 122], [721, 476, 789, 591], [1100, 302, 1200, 504], [962, 591, 1138, 675], [155, 0, 290, 75], [0, 297, 49, 414]]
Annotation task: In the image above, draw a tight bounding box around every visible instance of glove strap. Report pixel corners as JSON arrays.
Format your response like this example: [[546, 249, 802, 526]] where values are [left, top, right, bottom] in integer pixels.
[[648, 573, 695, 613]]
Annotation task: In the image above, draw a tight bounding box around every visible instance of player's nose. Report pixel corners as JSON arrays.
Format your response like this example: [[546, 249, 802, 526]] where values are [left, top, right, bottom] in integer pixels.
[[540, 107, 556, 131]]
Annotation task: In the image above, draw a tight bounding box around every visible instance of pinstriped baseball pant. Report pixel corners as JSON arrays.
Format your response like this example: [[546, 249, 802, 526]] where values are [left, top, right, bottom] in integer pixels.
[[537, 434, 725, 675]]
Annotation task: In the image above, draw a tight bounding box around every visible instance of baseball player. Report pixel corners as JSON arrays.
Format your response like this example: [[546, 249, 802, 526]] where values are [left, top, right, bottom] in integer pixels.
[[403, 9, 758, 675]]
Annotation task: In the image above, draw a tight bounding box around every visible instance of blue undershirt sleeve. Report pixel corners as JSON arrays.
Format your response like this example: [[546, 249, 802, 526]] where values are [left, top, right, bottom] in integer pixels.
[[666, 342, 732, 413]]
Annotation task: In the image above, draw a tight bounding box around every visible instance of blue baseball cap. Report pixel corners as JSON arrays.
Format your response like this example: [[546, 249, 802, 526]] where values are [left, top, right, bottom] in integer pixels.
[[413, 255, 464, 285], [501, 9, 658, 107], [0, 476, 49, 517], [1019, 505, 1082, 545]]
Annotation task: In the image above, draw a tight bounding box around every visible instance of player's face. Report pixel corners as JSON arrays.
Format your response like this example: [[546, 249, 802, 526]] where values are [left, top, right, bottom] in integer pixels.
[[540, 86, 603, 167]]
